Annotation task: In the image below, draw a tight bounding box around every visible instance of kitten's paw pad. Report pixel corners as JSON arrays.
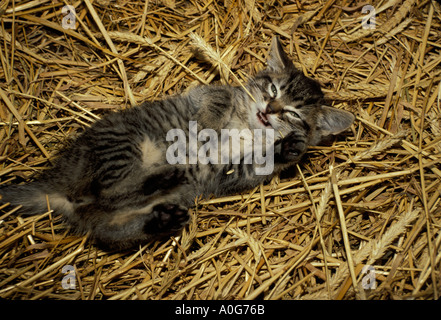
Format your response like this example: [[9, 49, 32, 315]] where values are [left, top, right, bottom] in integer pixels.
[[282, 133, 306, 162], [144, 204, 189, 235]]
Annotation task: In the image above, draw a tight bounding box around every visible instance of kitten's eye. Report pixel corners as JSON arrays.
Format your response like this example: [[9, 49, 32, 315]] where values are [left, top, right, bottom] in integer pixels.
[[288, 111, 301, 119], [269, 84, 277, 98]]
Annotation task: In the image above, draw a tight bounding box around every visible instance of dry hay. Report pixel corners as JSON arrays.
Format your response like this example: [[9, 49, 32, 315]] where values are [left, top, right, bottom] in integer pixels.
[[0, 0, 440, 300]]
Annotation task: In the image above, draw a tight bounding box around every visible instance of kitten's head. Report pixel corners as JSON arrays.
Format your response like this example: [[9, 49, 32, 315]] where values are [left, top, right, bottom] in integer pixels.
[[246, 37, 354, 145]]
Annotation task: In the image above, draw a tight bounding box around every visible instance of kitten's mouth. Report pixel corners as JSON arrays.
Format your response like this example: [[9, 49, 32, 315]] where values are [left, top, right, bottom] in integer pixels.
[[257, 111, 272, 127]]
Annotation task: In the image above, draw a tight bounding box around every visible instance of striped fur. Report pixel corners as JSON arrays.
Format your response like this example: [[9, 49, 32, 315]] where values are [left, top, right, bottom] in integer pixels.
[[0, 37, 354, 250]]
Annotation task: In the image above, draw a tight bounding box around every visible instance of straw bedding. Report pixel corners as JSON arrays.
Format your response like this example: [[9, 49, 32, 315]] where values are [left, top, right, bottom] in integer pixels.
[[0, 0, 440, 300]]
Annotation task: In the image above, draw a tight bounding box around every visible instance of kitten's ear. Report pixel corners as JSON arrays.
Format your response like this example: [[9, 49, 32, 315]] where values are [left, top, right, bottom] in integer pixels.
[[267, 36, 295, 72], [317, 106, 355, 136]]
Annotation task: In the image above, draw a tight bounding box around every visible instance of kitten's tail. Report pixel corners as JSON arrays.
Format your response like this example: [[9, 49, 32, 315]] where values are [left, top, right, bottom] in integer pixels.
[[0, 182, 61, 215]]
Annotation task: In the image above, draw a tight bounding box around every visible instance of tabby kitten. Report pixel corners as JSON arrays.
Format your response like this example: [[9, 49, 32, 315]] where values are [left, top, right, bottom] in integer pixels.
[[0, 37, 354, 250]]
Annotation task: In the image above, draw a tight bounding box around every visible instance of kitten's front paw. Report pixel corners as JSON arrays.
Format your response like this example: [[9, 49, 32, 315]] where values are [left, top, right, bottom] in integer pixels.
[[281, 132, 307, 162], [144, 204, 189, 235]]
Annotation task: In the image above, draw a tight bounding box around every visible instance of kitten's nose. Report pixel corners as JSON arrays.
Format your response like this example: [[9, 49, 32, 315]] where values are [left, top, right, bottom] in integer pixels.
[[266, 100, 283, 114]]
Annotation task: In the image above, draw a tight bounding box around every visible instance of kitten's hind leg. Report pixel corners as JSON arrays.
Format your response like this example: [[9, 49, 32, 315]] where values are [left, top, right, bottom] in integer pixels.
[[142, 167, 186, 195], [92, 203, 189, 250], [87, 165, 191, 250], [94, 164, 187, 203]]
